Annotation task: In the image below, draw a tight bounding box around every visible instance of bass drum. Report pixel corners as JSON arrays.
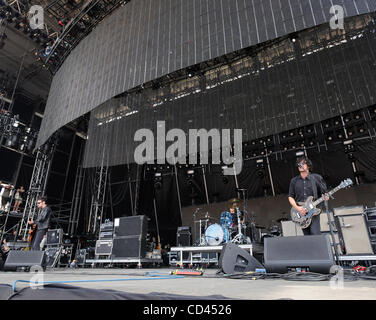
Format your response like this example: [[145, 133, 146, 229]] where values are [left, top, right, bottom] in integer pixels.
[[205, 224, 224, 246]]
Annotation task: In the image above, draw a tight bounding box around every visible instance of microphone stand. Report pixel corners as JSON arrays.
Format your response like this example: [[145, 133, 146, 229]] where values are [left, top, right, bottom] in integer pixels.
[[299, 164, 341, 266]]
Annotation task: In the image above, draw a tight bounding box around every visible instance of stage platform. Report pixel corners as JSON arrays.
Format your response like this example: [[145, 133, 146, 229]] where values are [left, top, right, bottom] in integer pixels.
[[169, 244, 253, 266], [0, 267, 375, 300]]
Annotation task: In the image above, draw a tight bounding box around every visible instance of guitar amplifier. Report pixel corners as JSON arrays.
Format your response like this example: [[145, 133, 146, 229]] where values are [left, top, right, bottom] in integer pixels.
[[333, 205, 364, 216], [176, 227, 191, 247], [95, 240, 113, 256], [281, 221, 303, 237], [336, 214, 373, 254]]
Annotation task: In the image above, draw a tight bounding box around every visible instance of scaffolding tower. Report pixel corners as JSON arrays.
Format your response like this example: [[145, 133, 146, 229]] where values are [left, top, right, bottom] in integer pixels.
[[19, 134, 58, 239]]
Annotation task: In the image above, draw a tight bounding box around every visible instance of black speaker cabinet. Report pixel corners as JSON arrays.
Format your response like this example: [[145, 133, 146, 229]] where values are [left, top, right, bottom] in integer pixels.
[[4, 250, 46, 271], [264, 235, 335, 273], [112, 235, 146, 258], [114, 215, 148, 237], [46, 229, 63, 245], [176, 227, 191, 247], [219, 243, 264, 274]]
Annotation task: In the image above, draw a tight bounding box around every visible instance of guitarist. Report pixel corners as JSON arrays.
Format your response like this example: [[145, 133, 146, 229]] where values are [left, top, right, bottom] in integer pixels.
[[28, 196, 52, 250], [288, 157, 329, 236]]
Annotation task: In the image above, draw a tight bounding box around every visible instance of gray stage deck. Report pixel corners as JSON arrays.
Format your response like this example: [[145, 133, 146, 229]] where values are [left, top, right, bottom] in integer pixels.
[[0, 267, 375, 300]]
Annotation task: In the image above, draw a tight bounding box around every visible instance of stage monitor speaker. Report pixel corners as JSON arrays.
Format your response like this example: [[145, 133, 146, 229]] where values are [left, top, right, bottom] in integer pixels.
[[112, 235, 146, 258], [4, 250, 46, 271], [114, 215, 148, 237], [264, 235, 334, 274], [219, 243, 264, 274]]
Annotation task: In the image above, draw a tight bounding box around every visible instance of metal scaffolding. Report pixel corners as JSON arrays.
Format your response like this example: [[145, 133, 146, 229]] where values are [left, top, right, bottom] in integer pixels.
[[68, 163, 85, 236], [87, 164, 108, 235], [19, 133, 58, 239]]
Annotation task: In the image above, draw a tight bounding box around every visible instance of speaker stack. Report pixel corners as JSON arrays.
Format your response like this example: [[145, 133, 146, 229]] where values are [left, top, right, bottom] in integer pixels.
[[112, 215, 148, 259]]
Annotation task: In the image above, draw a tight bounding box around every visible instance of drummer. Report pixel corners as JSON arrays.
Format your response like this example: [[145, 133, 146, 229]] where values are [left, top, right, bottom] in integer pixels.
[[228, 198, 245, 227]]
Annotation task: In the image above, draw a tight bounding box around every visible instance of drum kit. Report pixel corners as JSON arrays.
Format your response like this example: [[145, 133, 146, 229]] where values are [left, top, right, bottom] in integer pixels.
[[193, 198, 253, 246]]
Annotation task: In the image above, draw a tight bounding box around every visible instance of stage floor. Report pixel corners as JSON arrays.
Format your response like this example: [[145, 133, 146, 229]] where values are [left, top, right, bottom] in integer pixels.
[[0, 267, 375, 300]]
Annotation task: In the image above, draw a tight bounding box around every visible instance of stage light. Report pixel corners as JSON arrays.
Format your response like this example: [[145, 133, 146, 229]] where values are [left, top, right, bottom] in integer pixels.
[[153, 173, 162, 189], [187, 170, 194, 175], [343, 139, 353, 145], [296, 151, 304, 157]]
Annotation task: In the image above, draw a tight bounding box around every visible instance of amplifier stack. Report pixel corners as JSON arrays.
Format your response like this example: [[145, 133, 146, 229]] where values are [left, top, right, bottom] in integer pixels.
[[112, 215, 148, 259]]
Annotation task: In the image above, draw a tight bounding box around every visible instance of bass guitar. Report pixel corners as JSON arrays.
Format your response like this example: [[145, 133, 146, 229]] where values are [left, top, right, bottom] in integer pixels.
[[290, 178, 353, 228]]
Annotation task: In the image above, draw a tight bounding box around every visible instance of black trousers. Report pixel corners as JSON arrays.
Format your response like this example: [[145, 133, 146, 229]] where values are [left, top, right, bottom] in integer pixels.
[[302, 215, 321, 236], [31, 228, 47, 251]]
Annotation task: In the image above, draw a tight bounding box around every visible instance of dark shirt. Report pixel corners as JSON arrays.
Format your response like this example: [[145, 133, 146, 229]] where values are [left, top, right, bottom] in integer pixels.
[[35, 206, 52, 230], [288, 173, 327, 203]]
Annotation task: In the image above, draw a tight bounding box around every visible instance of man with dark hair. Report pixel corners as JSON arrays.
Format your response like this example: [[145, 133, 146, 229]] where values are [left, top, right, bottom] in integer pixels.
[[288, 156, 329, 235], [28, 196, 52, 250]]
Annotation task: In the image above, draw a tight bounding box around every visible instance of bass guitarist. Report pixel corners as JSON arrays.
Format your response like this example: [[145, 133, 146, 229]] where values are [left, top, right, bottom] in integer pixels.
[[288, 157, 329, 236]]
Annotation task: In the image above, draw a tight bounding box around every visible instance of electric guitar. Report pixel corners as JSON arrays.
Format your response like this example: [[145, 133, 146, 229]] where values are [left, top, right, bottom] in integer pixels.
[[27, 223, 37, 245], [290, 178, 353, 229]]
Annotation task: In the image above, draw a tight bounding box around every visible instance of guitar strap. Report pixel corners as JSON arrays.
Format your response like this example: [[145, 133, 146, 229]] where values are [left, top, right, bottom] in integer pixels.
[[309, 173, 318, 200]]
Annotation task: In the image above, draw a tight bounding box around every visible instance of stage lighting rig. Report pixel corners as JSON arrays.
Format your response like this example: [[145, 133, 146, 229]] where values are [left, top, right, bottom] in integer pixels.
[[256, 159, 265, 178], [42, 0, 132, 74]]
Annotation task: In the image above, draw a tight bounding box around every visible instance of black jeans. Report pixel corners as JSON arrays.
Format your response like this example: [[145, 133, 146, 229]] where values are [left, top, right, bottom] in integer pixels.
[[302, 215, 321, 236], [31, 229, 47, 251]]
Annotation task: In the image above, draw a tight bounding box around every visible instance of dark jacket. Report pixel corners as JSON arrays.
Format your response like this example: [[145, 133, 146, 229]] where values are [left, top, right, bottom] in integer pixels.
[[35, 206, 52, 230]]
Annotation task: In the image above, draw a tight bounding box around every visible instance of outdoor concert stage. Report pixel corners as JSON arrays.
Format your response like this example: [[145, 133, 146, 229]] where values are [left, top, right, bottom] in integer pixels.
[[0, 267, 375, 300]]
